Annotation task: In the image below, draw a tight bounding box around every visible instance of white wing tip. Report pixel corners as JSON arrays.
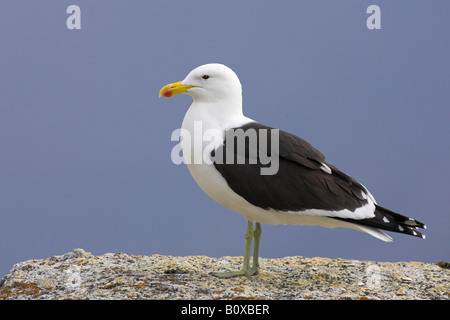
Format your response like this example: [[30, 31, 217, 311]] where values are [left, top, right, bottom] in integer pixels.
[[357, 225, 393, 242]]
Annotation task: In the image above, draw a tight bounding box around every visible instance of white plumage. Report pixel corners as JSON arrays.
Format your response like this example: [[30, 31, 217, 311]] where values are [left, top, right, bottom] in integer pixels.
[[159, 63, 426, 277]]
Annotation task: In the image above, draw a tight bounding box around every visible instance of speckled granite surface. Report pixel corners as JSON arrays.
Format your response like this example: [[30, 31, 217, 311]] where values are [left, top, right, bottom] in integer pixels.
[[1, 249, 448, 300]]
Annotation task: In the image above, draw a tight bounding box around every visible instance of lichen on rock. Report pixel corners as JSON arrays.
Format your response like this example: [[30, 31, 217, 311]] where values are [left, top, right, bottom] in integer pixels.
[[0, 249, 448, 300]]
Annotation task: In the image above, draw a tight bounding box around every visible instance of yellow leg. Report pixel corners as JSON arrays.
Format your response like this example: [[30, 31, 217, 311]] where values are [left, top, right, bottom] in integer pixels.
[[211, 220, 261, 278]]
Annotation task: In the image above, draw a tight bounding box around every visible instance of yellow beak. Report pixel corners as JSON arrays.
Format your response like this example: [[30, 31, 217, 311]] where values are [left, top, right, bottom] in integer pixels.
[[159, 81, 196, 98]]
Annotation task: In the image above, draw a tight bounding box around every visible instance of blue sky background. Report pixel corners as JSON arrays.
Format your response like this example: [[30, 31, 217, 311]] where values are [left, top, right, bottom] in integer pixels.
[[0, 1, 448, 278]]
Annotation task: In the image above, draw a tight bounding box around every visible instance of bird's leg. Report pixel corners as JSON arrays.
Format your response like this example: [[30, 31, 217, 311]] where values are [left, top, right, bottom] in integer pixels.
[[241, 220, 254, 273], [249, 222, 262, 275], [211, 220, 258, 278]]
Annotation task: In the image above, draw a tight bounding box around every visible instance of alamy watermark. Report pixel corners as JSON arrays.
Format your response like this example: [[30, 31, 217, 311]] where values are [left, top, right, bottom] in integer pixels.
[[170, 121, 280, 176], [66, 5, 380, 31], [66, 5, 81, 30], [365, 264, 383, 289], [64, 265, 81, 291], [64, 4, 381, 34], [366, 5, 381, 30]]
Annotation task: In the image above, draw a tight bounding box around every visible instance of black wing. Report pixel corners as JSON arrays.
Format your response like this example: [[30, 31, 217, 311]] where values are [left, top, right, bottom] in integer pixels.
[[212, 121, 426, 239], [212, 121, 369, 212]]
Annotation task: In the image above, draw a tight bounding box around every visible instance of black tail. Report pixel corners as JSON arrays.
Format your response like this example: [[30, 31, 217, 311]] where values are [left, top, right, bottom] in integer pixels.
[[334, 205, 426, 239]]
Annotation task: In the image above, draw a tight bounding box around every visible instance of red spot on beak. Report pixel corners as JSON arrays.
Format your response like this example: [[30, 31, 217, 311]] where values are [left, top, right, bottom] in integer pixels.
[[163, 90, 173, 97]]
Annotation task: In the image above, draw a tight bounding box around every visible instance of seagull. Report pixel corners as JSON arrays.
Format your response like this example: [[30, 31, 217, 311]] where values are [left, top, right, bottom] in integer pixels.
[[159, 63, 426, 277]]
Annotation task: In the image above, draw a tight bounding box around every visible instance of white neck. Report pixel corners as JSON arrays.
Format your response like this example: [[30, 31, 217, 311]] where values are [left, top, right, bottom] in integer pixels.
[[180, 98, 253, 166]]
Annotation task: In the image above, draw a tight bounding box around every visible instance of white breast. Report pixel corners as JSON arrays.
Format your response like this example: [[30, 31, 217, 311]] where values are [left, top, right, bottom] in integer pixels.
[[178, 101, 390, 242], [181, 100, 253, 211]]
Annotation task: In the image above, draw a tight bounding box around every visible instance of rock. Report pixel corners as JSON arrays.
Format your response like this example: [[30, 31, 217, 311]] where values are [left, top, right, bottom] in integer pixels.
[[0, 249, 448, 300]]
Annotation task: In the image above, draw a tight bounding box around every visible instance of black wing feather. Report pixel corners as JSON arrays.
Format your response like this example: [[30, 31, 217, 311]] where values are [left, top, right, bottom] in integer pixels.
[[212, 121, 426, 239]]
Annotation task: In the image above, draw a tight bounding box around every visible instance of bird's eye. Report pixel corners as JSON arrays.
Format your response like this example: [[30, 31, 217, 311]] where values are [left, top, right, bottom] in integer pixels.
[[202, 75, 210, 80]]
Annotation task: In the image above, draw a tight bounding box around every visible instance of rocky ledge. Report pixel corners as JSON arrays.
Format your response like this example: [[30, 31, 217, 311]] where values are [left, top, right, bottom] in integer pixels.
[[0, 249, 448, 300]]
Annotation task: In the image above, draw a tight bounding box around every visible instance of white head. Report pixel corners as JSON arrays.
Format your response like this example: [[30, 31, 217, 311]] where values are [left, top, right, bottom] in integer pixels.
[[160, 63, 242, 105]]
